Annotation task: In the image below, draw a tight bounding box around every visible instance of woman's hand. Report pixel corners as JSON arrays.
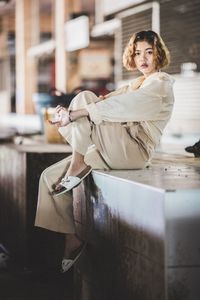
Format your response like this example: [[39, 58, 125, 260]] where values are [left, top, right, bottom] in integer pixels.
[[99, 95, 107, 100], [48, 105, 71, 127], [49, 106, 89, 127]]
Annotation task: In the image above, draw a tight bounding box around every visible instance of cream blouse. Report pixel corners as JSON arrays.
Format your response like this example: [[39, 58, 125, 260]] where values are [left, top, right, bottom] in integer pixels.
[[86, 72, 175, 146]]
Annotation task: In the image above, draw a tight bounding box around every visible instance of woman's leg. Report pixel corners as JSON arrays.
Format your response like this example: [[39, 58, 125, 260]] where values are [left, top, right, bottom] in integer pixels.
[[35, 91, 111, 263], [91, 122, 150, 169], [62, 145, 110, 260], [35, 147, 109, 261], [65, 150, 86, 177], [35, 156, 83, 262], [35, 157, 76, 234], [58, 91, 100, 177]]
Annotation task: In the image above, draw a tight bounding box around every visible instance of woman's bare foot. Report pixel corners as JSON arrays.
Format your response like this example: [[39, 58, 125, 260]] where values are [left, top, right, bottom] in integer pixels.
[[64, 234, 83, 259], [66, 162, 88, 177]]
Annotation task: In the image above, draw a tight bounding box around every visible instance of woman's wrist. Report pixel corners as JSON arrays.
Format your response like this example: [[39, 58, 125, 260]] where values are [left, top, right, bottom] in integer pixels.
[[69, 109, 89, 122], [68, 110, 73, 122]]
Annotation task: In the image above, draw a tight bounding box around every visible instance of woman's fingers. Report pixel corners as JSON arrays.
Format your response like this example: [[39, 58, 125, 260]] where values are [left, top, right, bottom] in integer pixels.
[[55, 105, 61, 113], [49, 107, 71, 127], [48, 119, 60, 125], [55, 105, 67, 114]]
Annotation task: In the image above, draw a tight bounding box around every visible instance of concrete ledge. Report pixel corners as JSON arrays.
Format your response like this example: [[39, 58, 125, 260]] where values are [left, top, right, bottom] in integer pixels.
[[73, 146, 200, 300]]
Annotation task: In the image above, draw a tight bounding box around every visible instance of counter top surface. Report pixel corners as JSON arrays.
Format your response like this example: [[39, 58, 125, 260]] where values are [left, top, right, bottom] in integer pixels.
[[1, 140, 200, 190], [94, 144, 200, 191], [0, 135, 72, 153], [1, 143, 71, 153]]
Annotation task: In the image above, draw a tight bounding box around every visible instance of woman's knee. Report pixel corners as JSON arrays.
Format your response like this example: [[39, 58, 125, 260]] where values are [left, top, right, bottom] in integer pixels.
[[39, 168, 49, 184], [70, 90, 97, 109], [39, 163, 56, 183], [78, 90, 95, 98]]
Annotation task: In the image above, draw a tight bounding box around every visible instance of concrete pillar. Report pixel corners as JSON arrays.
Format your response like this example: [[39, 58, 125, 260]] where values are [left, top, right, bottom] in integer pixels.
[[54, 0, 82, 92], [15, 0, 39, 114], [54, 0, 68, 92], [0, 15, 11, 114]]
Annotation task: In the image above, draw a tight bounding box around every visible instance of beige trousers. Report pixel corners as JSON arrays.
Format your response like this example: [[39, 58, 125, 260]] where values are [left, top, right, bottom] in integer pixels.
[[35, 91, 152, 234]]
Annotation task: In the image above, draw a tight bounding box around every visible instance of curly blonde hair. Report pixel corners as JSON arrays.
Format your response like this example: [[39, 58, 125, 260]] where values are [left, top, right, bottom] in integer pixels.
[[123, 30, 170, 71]]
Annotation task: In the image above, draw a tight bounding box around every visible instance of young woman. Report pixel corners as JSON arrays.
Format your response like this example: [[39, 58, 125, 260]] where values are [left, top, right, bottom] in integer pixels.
[[35, 30, 175, 272]]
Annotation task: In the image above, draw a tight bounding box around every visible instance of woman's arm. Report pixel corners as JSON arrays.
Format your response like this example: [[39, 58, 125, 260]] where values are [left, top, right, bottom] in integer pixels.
[[85, 76, 174, 124], [70, 109, 89, 121], [50, 75, 174, 127], [100, 84, 129, 99], [49, 83, 130, 127]]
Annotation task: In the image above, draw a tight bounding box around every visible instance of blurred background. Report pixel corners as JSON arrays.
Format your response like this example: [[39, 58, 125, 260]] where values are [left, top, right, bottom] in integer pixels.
[[0, 0, 200, 141], [0, 2, 200, 298]]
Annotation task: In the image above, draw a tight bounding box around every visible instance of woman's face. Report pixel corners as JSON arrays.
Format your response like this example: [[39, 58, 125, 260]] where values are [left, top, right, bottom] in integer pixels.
[[134, 41, 157, 77]]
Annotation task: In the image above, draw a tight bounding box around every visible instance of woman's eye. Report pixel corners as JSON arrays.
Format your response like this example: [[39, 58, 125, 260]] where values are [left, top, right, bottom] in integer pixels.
[[147, 51, 153, 55], [135, 52, 140, 56]]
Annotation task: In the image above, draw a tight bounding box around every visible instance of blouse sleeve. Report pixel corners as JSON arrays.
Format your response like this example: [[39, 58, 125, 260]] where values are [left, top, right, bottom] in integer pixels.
[[86, 76, 172, 124], [103, 84, 129, 99]]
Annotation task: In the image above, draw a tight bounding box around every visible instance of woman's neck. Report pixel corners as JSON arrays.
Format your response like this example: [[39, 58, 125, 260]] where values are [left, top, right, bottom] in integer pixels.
[[143, 70, 159, 78]]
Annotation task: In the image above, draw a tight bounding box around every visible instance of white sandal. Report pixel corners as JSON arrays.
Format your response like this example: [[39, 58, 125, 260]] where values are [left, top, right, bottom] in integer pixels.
[[61, 242, 87, 273], [54, 165, 92, 196]]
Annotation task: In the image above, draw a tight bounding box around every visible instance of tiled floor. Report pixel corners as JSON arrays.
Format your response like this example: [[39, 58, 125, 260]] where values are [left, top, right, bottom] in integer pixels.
[[0, 267, 74, 300]]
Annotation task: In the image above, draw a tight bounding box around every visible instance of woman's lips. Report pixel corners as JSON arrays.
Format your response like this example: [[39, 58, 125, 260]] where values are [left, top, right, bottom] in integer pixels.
[[140, 63, 148, 68]]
